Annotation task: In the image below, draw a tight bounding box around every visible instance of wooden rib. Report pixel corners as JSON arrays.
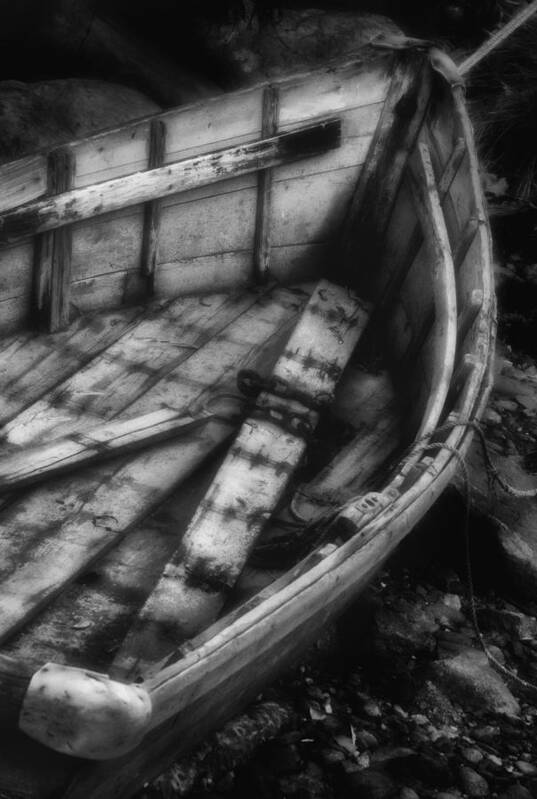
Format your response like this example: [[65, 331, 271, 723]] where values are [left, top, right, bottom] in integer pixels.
[[0, 406, 242, 493], [141, 119, 166, 294], [360, 132, 466, 348], [253, 85, 279, 283], [0, 119, 341, 245], [112, 282, 369, 680], [0, 287, 306, 646], [33, 148, 75, 331], [341, 53, 432, 276], [407, 139, 457, 438]]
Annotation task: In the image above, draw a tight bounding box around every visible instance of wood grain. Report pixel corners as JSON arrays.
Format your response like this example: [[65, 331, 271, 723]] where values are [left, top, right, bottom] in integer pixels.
[[253, 85, 279, 282], [33, 149, 75, 331], [0, 120, 341, 246]]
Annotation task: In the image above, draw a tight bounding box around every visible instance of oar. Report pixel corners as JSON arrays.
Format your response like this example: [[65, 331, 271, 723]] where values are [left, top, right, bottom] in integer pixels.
[[458, 0, 537, 76], [0, 395, 244, 493]]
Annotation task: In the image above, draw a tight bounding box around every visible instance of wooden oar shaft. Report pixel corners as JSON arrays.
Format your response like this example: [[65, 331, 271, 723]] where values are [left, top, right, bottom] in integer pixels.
[[0, 404, 242, 492], [459, 0, 537, 75], [0, 118, 341, 245]]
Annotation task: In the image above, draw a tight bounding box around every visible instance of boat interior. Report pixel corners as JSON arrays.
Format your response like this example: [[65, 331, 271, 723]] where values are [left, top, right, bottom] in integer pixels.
[[0, 46, 494, 797]]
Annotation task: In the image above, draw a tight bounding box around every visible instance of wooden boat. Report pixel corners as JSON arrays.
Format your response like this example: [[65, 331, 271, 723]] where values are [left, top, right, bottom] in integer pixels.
[[0, 44, 494, 798]]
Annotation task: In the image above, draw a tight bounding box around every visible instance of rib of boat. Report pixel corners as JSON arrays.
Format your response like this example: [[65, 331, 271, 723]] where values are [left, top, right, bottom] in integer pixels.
[[0, 43, 494, 798]]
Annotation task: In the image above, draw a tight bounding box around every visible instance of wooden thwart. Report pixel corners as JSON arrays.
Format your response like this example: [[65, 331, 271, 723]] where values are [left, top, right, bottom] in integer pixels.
[[0, 119, 341, 245], [112, 280, 369, 679]]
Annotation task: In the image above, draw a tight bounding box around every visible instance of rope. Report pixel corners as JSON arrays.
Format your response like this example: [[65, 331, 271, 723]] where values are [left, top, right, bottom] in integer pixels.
[[403, 432, 537, 697]]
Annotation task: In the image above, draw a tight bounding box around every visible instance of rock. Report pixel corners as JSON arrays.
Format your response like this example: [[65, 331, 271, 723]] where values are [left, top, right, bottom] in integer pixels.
[[414, 680, 463, 726], [499, 786, 534, 799], [196, 9, 401, 85], [514, 760, 537, 775], [453, 431, 537, 601], [473, 725, 500, 742], [431, 648, 521, 719], [345, 769, 396, 799], [463, 747, 484, 765], [0, 79, 159, 163], [478, 608, 537, 641], [485, 408, 502, 425], [459, 766, 489, 797], [437, 794, 461, 799], [364, 700, 382, 718], [400, 788, 420, 799], [373, 599, 438, 662]]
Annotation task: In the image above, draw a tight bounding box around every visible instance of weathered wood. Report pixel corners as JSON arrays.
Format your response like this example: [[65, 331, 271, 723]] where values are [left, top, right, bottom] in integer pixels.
[[406, 139, 457, 439], [0, 404, 242, 493], [141, 119, 166, 293], [0, 287, 307, 646], [0, 61, 388, 334], [112, 281, 369, 679], [0, 154, 47, 213], [253, 86, 279, 283], [33, 149, 75, 331], [1, 291, 257, 448], [0, 120, 341, 246], [0, 305, 145, 426], [341, 54, 432, 280]]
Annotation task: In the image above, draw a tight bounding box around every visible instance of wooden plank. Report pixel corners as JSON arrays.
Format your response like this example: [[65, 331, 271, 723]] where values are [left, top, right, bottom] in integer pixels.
[[0, 120, 341, 246], [0, 154, 47, 213], [33, 148, 75, 331], [0, 404, 242, 493], [1, 292, 257, 448], [112, 281, 369, 679], [253, 86, 279, 282], [0, 286, 308, 646], [141, 120, 166, 293], [0, 305, 145, 426]]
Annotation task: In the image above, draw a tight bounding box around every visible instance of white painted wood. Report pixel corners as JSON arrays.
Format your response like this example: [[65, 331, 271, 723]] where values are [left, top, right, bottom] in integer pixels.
[[20, 662, 152, 759]]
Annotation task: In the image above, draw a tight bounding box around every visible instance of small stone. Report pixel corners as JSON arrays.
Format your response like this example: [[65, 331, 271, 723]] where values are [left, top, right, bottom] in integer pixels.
[[412, 714, 429, 726], [364, 700, 382, 718], [400, 788, 420, 799], [514, 760, 537, 775], [433, 649, 520, 719], [487, 754, 503, 768], [459, 766, 489, 797], [443, 593, 462, 610], [485, 408, 502, 425], [463, 747, 484, 765], [437, 794, 461, 799], [473, 725, 500, 742]]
